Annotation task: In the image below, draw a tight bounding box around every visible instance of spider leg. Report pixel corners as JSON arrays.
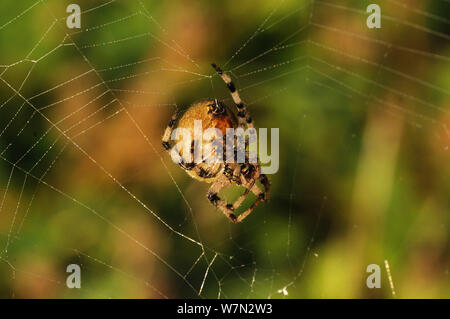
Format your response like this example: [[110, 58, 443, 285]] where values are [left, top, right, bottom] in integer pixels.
[[163, 131, 198, 172], [211, 63, 254, 128], [231, 148, 263, 210], [232, 165, 241, 183], [218, 167, 252, 212], [233, 162, 260, 206], [235, 175, 271, 223], [207, 175, 238, 223], [185, 141, 219, 179], [232, 183, 253, 210], [233, 173, 271, 223], [207, 169, 270, 223], [170, 144, 194, 170], [233, 183, 263, 223], [259, 174, 271, 201], [162, 111, 179, 151]]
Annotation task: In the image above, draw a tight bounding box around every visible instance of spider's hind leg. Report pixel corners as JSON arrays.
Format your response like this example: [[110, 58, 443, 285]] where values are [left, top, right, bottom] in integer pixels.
[[207, 175, 238, 223], [258, 174, 270, 201]]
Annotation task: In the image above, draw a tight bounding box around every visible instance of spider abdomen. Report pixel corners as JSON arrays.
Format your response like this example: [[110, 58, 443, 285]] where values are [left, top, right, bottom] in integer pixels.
[[175, 100, 238, 182], [177, 100, 238, 136]]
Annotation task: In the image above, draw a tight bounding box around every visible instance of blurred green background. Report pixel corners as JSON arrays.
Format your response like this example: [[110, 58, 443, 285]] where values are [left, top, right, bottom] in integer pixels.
[[0, 0, 449, 298]]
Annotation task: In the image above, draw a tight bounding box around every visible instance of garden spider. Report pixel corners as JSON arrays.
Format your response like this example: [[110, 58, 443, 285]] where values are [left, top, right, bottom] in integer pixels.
[[162, 64, 270, 223]]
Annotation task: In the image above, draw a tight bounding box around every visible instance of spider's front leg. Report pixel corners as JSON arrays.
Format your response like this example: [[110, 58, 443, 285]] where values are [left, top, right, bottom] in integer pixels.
[[234, 178, 266, 223], [259, 174, 270, 201], [162, 111, 179, 151], [207, 175, 238, 223], [211, 63, 254, 128]]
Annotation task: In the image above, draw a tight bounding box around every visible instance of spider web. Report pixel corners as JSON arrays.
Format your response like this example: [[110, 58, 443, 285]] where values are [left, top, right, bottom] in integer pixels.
[[0, 0, 449, 298]]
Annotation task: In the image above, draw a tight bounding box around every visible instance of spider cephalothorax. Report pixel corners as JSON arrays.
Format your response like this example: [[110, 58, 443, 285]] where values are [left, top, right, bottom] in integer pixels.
[[162, 64, 270, 223]]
